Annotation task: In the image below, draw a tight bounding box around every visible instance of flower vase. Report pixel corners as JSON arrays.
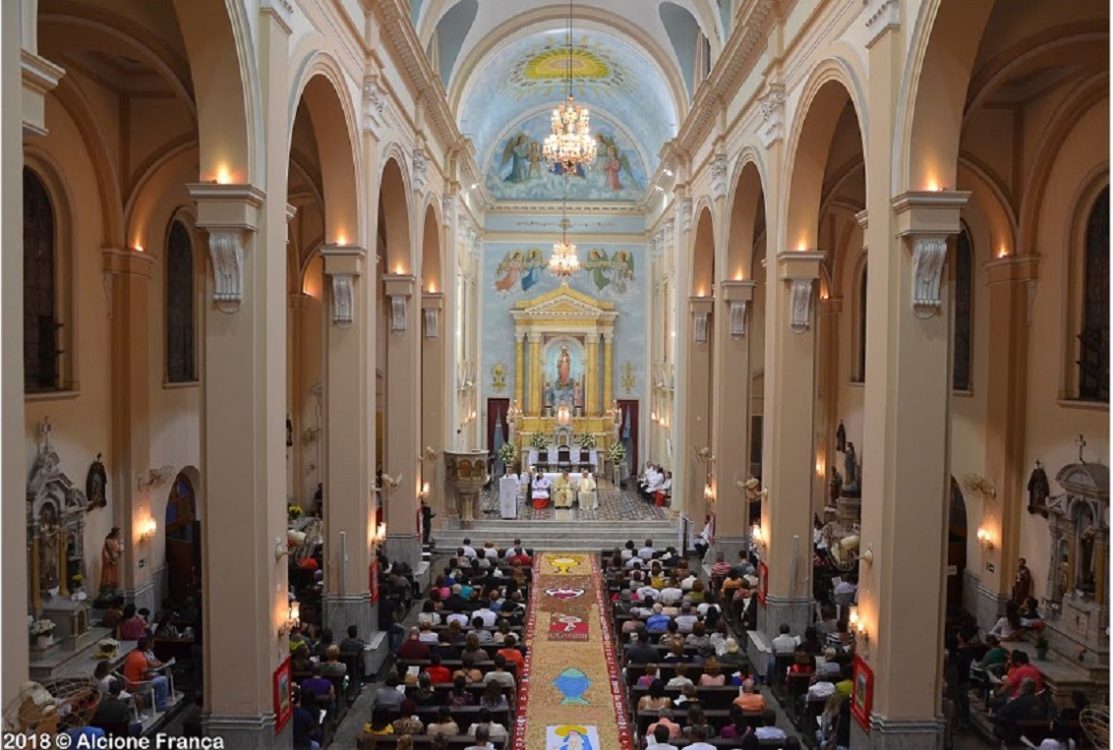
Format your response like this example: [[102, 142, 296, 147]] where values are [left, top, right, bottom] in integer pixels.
[[35, 633, 54, 649]]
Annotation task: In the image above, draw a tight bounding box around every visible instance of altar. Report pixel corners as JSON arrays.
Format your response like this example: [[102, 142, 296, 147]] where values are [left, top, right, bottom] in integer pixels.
[[527, 446, 599, 471]]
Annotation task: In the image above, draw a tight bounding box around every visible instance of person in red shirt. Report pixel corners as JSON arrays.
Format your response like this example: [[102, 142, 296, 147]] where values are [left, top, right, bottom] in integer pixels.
[[496, 633, 525, 672], [424, 652, 452, 684], [998, 650, 1043, 698], [396, 627, 432, 661]]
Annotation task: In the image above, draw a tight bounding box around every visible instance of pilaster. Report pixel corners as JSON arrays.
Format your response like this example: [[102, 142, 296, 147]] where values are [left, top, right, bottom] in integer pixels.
[[102, 248, 155, 605], [513, 333, 525, 413], [685, 296, 714, 520], [602, 333, 614, 418], [382, 273, 421, 570], [714, 280, 755, 538], [320, 244, 373, 645], [528, 333, 543, 415], [421, 292, 447, 519], [585, 333, 600, 417], [979, 256, 1039, 602]]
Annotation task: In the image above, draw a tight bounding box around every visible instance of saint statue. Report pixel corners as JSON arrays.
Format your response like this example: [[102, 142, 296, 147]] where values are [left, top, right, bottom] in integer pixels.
[[544, 381, 554, 408], [100, 527, 121, 594], [1079, 525, 1097, 594], [557, 346, 572, 387], [829, 467, 843, 505], [1027, 461, 1050, 516], [836, 420, 847, 453], [573, 380, 583, 410], [843, 442, 860, 493], [86, 453, 107, 510], [39, 505, 60, 594]]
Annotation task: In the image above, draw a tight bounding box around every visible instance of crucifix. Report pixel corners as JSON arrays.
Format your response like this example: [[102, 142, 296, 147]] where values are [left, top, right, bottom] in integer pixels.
[[1076, 434, 1087, 464]]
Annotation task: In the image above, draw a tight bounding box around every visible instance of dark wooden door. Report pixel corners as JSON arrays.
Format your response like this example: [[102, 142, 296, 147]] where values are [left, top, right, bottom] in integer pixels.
[[617, 399, 639, 479], [486, 398, 510, 473]]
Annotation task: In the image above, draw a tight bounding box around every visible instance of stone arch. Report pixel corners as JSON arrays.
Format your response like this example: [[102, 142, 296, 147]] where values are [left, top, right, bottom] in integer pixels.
[[724, 155, 767, 282], [783, 65, 867, 253], [420, 200, 443, 294], [379, 154, 414, 274], [288, 54, 362, 247], [898, 0, 996, 193], [172, 0, 258, 184], [690, 204, 716, 297]]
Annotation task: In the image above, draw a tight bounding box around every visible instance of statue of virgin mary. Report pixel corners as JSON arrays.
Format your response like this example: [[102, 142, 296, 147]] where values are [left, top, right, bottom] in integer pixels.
[[557, 346, 572, 387]]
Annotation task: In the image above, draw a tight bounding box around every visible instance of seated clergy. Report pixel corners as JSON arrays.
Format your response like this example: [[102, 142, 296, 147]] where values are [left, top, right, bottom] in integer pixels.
[[578, 471, 598, 511], [532, 472, 551, 504], [553, 470, 575, 509]]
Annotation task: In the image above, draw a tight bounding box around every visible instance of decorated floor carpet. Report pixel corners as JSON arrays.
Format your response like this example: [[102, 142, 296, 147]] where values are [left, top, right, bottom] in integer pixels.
[[512, 552, 633, 750]]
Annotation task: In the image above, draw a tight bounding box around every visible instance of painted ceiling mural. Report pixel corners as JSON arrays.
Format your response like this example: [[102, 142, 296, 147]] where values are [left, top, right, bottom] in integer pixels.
[[459, 28, 677, 192], [486, 111, 647, 201]]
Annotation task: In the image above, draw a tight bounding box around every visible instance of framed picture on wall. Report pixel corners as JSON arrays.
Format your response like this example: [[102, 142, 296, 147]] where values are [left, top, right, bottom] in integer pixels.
[[273, 656, 293, 734], [757, 560, 768, 605], [851, 655, 874, 731]]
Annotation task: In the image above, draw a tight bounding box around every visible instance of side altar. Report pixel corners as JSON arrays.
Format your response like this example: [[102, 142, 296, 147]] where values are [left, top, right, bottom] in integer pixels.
[[506, 284, 622, 464]]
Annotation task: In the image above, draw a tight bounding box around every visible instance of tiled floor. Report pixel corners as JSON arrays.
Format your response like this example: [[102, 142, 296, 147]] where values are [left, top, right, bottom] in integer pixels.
[[478, 480, 671, 521]]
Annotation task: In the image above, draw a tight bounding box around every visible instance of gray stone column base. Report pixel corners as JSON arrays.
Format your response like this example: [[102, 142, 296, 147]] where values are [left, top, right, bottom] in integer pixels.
[[747, 595, 813, 674], [850, 714, 945, 750], [974, 582, 1009, 632], [323, 593, 374, 677], [384, 533, 421, 571], [204, 713, 286, 749]]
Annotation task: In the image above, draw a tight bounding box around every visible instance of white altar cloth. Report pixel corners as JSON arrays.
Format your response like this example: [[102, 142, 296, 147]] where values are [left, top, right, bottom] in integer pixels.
[[498, 476, 519, 519]]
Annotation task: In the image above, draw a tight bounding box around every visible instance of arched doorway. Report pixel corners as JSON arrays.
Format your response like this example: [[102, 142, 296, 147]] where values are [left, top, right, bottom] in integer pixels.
[[948, 478, 968, 615], [165, 471, 200, 604]]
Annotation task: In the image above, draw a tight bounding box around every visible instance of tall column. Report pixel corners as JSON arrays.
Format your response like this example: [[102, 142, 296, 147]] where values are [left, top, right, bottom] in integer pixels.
[[513, 332, 525, 412], [528, 333, 542, 415], [584, 333, 600, 416], [103, 249, 155, 611], [2, 0, 29, 703], [421, 292, 447, 521], [382, 273, 421, 569], [712, 280, 756, 555], [320, 245, 373, 640], [975, 256, 1038, 627], [685, 297, 714, 519], [602, 333, 614, 412], [191, 7, 290, 746], [757, 250, 824, 648], [817, 293, 843, 517]]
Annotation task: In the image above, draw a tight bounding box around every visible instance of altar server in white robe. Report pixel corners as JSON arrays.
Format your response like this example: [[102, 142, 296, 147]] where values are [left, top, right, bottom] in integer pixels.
[[531, 472, 551, 506], [578, 470, 598, 511]]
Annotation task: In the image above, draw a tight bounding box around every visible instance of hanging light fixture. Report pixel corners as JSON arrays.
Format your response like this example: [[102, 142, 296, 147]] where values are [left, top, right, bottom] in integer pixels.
[[549, 180, 580, 277], [543, 0, 597, 172]]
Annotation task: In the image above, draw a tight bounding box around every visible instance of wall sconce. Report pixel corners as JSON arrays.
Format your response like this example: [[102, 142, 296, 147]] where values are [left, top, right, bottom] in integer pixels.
[[278, 599, 300, 637], [977, 527, 995, 552], [750, 524, 765, 553], [138, 518, 157, 544], [848, 605, 869, 645], [376, 522, 387, 544], [703, 483, 715, 502]]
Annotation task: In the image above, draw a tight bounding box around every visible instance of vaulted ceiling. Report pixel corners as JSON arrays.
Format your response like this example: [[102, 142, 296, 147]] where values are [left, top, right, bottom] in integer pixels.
[[414, 0, 731, 182]]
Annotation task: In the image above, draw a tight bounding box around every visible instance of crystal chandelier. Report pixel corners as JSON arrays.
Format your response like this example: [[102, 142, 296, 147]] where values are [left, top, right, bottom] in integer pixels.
[[543, 0, 596, 172], [548, 216, 580, 277]]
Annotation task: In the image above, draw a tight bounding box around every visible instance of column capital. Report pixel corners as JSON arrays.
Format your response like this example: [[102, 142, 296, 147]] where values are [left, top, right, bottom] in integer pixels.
[[863, 0, 900, 49], [320, 244, 366, 276], [985, 255, 1039, 285], [891, 190, 971, 236], [585, 332, 601, 344], [720, 279, 756, 303], [101, 247, 154, 278], [186, 183, 266, 311], [776, 250, 825, 280], [601, 332, 615, 344], [21, 50, 65, 137], [527, 332, 543, 344]]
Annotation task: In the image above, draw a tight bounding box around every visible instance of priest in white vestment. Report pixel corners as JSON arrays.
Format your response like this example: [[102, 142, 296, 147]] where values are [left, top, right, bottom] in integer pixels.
[[578, 471, 598, 511], [552, 470, 575, 509]]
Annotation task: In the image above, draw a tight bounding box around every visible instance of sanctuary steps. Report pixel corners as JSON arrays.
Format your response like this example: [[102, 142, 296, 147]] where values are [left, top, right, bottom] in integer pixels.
[[434, 517, 680, 552]]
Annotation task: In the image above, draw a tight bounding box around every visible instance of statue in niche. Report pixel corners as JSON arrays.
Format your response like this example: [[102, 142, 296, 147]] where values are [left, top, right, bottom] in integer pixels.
[[544, 381, 554, 410], [100, 527, 122, 595], [573, 379, 583, 411], [557, 346, 572, 387], [842, 442, 860, 494], [85, 453, 107, 511], [1078, 511, 1097, 596], [1027, 460, 1050, 516], [39, 504, 60, 595], [829, 467, 843, 505], [836, 420, 846, 454]]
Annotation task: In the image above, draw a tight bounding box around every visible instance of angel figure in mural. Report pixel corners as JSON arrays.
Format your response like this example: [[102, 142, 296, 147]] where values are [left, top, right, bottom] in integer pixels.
[[527, 141, 543, 179], [495, 250, 524, 292], [522, 248, 545, 291], [595, 134, 638, 190], [609, 250, 635, 294], [501, 133, 532, 183], [587, 249, 612, 291]]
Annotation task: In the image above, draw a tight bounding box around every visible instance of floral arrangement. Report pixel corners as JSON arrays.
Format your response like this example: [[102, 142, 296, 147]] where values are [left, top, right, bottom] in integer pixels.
[[579, 433, 597, 449], [30, 619, 56, 636], [529, 432, 547, 450], [287, 504, 304, 521], [608, 442, 626, 464], [69, 573, 84, 589], [498, 442, 518, 465]]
